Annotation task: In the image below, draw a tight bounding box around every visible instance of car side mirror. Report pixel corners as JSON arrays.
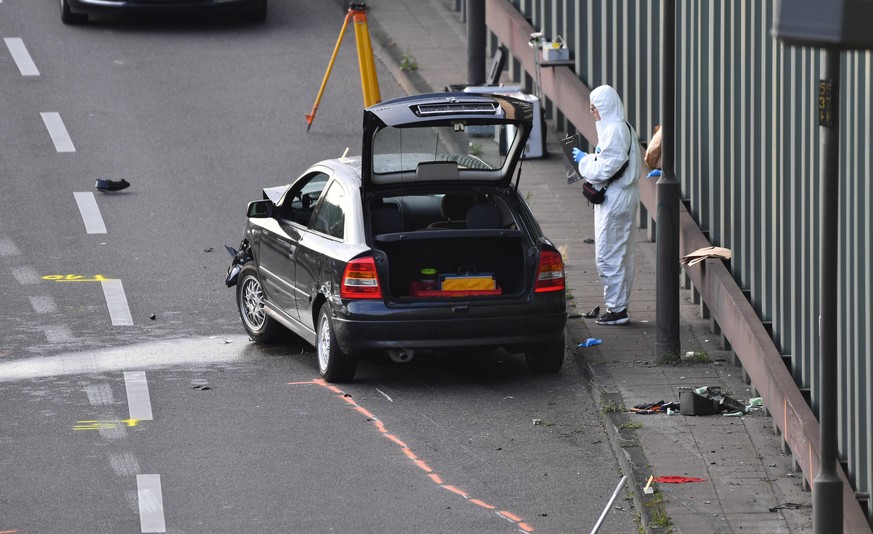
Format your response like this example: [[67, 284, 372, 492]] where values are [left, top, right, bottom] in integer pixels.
[[246, 200, 273, 218]]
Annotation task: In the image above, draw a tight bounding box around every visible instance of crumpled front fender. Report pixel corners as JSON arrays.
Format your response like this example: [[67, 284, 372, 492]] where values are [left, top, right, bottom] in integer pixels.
[[224, 241, 253, 287]]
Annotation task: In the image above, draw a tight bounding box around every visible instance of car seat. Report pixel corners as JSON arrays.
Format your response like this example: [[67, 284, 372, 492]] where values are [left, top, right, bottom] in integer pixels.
[[465, 203, 502, 229], [426, 194, 475, 229]]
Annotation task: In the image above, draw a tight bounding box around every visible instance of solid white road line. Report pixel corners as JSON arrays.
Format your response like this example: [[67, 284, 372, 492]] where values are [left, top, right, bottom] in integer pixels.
[[136, 474, 167, 533], [124, 371, 154, 421], [74, 192, 108, 234], [4, 37, 39, 76], [101, 279, 134, 326], [40, 112, 76, 152]]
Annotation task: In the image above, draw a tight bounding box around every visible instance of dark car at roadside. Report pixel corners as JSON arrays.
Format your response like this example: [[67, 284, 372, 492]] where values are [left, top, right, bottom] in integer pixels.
[[226, 92, 567, 382], [61, 0, 266, 24]]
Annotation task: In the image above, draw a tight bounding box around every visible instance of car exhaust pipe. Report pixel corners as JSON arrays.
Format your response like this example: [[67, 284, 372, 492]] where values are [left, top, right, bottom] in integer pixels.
[[388, 349, 415, 364]]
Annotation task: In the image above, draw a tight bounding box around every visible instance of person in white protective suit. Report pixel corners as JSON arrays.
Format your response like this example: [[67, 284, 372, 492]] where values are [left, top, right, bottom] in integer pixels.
[[571, 85, 640, 325]]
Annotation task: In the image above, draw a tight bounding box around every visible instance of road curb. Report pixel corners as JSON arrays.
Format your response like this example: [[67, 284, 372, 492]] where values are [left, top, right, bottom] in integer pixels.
[[566, 317, 670, 533]]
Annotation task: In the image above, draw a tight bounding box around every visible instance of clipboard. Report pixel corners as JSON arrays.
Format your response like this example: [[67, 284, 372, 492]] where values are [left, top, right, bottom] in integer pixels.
[[561, 133, 584, 184]]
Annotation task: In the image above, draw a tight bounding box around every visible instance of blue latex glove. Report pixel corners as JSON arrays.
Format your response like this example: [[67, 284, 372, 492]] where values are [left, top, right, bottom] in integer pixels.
[[577, 338, 602, 348], [647, 168, 662, 178], [572, 148, 586, 163]]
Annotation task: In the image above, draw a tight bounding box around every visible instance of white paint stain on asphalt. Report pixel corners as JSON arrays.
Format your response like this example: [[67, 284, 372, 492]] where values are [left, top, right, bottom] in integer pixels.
[[0, 336, 251, 382]]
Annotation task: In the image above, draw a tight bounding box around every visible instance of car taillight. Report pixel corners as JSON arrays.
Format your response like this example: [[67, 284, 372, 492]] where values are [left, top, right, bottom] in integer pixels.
[[535, 249, 565, 293], [341, 257, 383, 299]]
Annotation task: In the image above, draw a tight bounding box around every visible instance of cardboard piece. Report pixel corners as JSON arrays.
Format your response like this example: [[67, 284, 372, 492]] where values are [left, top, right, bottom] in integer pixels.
[[680, 246, 732, 267]]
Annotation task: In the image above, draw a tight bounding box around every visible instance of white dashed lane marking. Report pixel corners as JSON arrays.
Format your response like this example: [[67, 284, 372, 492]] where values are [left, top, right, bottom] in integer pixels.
[[101, 279, 134, 326], [137, 474, 167, 533], [4, 37, 39, 76], [74, 192, 108, 234], [123, 371, 153, 421], [40, 112, 76, 152]]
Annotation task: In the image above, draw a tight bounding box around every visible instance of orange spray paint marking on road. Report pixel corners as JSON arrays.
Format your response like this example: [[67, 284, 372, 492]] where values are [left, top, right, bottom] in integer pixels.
[[470, 498, 496, 510], [289, 378, 535, 532], [354, 406, 376, 419], [384, 434, 407, 447], [413, 459, 432, 472], [442, 485, 467, 498], [1, 529, 19, 533]]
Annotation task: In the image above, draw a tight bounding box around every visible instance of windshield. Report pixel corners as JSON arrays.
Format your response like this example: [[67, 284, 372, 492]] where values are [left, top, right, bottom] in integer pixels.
[[371, 123, 518, 175]]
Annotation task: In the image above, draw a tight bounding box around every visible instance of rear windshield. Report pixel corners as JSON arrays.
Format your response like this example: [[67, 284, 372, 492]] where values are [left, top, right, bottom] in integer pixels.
[[371, 123, 518, 175]]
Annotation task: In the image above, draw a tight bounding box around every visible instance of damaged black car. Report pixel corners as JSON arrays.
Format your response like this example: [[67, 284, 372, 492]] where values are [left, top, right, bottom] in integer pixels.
[[227, 92, 567, 382]]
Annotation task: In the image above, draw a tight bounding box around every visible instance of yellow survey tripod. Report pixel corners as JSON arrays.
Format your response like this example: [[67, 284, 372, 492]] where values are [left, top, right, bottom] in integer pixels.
[[305, 1, 381, 132]]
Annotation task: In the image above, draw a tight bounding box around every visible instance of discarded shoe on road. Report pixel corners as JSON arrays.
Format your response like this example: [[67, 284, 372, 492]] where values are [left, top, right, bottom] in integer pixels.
[[95, 178, 130, 192]]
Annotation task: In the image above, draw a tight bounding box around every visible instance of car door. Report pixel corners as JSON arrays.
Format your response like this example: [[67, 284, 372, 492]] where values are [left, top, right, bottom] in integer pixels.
[[294, 180, 348, 331], [258, 171, 330, 320]]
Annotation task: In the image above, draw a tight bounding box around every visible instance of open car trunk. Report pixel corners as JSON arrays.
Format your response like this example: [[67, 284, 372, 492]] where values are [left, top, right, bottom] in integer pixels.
[[374, 229, 532, 301]]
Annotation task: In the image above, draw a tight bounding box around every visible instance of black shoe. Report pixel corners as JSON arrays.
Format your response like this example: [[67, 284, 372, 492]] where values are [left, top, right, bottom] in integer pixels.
[[596, 309, 629, 325], [95, 178, 130, 192]]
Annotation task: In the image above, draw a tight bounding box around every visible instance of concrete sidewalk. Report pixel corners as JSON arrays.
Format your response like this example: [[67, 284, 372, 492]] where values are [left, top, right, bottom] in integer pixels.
[[356, 0, 814, 531]]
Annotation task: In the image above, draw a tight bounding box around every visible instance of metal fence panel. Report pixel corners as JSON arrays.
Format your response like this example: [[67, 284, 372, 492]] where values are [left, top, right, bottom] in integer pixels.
[[502, 0, 873, 524]]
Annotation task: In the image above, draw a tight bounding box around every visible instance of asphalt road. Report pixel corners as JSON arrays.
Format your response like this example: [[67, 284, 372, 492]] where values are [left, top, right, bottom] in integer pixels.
[[0, 3, 635, 533]]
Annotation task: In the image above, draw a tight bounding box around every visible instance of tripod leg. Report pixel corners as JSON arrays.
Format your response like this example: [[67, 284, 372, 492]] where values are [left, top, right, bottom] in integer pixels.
[[305, 12, 352, 132], [352, 10, 381, 107]]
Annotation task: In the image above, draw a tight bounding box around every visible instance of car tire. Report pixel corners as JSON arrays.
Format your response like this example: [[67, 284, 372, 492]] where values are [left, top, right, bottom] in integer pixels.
[[236, 264, 283, 343], [61, 0, 88, 24], [525, 334, 565, 373], [316, 305, 357, 383]]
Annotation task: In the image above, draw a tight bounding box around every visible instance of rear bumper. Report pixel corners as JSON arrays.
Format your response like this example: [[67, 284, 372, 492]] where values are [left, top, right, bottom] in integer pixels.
[[332, 296, 567, 354]]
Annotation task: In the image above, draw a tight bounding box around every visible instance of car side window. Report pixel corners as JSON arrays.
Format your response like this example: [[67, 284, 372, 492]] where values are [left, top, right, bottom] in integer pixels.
[[279, 172, 330, 226], [310, 181, 345, 240]]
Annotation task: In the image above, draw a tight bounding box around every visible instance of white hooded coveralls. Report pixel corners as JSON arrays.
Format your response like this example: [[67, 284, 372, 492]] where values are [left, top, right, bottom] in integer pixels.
[[577, 85, 641, 313]]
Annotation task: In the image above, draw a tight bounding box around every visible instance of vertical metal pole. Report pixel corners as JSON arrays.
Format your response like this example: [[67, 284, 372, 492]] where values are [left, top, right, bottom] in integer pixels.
[[813, 45, 842, 534], [656, 0, 681, 362], [466, 0, 486, 85]]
